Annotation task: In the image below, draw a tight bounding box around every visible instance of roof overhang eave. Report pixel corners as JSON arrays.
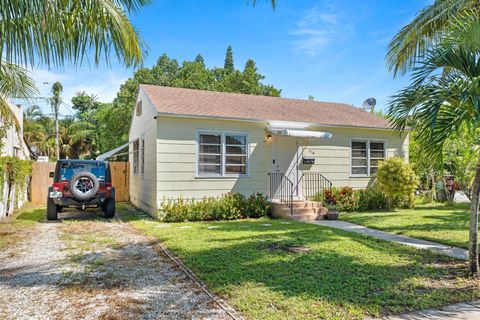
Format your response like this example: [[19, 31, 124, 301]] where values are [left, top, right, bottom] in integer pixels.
[[155, 111, 401, 132]]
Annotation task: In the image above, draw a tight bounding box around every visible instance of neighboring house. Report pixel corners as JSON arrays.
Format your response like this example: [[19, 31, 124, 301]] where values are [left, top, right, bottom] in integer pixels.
[[127, 85, 408, 216], [0, 102, 31, 218]]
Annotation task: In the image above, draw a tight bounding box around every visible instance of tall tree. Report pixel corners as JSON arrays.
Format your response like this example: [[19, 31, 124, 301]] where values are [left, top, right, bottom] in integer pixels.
[[23, 107, 55, 158], [224, 45, 235, 74], [387, 16, 480, 273], [195, 54, 205, 67], [70, 92, 103, 158], [23, 105, 48, 155], [71, 92, 100, 120], [50, 82, 63, 160], [0, 0, 148, 124], [386, 0, 480, 76]]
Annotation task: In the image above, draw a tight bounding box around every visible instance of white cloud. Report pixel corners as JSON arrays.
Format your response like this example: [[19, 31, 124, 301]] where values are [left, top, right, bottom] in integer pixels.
[[289, 6, 353, 56]]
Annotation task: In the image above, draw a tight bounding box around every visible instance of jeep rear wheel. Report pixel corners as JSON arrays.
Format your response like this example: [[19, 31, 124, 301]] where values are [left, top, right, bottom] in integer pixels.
[[104, 198, 115, 218], [47, 197, 58, 220], [69, 171, 100, 201]]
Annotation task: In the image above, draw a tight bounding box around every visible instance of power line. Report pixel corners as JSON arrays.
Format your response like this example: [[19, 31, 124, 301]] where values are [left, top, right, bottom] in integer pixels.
[[60, 101, 77, 116]]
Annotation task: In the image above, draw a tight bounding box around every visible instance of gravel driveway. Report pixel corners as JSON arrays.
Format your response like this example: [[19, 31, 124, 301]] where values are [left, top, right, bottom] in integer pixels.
[[0, 207, 233, 320]]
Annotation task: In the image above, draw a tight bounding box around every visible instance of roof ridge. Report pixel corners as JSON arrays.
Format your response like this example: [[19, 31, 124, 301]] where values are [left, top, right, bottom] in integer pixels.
[[139, 84, 356, 108]]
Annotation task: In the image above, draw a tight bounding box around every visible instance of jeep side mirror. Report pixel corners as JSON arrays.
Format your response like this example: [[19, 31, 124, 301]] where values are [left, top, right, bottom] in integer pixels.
[[49, 172, 54, 178]]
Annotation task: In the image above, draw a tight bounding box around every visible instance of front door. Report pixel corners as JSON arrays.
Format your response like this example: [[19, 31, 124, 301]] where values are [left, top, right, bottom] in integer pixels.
[[271, 135, 303, 198]]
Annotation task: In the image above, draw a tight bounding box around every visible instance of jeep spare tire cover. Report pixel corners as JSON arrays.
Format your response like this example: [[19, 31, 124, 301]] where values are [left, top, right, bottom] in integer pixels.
[[69, 171, 100, 201]]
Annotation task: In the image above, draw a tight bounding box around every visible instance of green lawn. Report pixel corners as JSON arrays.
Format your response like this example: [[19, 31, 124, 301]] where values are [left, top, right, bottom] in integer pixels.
[[127, 215, 480, 320], [342, 203, 470, 249]]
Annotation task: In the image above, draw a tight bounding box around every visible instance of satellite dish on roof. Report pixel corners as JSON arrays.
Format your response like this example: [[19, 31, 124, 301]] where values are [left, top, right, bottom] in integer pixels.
[[362, 97, 376, 112]]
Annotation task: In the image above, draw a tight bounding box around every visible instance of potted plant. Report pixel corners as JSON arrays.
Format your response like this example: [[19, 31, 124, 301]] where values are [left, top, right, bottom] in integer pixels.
[[325, 204, 340, 220]]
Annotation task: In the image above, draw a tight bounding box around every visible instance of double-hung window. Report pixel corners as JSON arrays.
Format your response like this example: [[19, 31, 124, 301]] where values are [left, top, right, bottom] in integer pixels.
[[140, 137, 145, 175], [197, 131, 248, 177], [198, 133, 222, 175], [351, 139, 385, 176], [225, 135, 247, 174], [133, 139, 139, 175], [369, 141, 385, 174]]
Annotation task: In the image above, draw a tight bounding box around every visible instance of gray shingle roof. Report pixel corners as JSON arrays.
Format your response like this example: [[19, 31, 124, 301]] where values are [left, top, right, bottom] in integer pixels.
[[141, 85, 391, 129]]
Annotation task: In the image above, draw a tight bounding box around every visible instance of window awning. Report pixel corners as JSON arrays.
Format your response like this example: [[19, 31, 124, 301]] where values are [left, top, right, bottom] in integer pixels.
[[267, 128, 333, 139], [96, 142, 129, 161]]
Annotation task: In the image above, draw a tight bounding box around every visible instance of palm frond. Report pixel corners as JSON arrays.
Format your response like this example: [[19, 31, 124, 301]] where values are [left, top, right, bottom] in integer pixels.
[[385, 0, 477, 76], [251, 0, 276, 9], [389, 16, 480, 158], [0, 0, 147, 68], [0, 60, 37, 129]]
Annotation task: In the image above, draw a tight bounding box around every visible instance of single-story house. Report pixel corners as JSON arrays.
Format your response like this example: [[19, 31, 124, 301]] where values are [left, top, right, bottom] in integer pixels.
[[127, 85, 408, 216]]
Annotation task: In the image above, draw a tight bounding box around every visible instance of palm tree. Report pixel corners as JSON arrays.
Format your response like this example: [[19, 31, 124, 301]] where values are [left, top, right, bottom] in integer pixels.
[[0, 0, 148, 122], [24, 105, 43, 122], [49, 82, 63, 160], [23, 105, 47, 154], [69, 120, 99, 158], [386, 0, 479, 76], [388, 16, 480, 273]]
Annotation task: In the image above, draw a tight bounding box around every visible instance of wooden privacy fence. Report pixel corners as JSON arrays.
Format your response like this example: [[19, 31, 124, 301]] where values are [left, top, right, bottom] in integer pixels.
[[31, 161, 130, 204]]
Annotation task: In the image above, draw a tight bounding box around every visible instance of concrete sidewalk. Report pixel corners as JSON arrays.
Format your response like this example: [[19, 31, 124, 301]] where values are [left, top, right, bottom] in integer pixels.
[[310, 220, 468, 260], [367, 300, 480, 320]]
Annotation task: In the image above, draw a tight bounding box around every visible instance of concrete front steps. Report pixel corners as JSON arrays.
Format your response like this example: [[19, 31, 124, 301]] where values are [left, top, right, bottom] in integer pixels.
[[270, 200, 328, 221]]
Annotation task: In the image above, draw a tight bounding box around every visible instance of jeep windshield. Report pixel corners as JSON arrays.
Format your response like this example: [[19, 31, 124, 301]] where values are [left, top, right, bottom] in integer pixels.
[[60, 163, 106, 182]]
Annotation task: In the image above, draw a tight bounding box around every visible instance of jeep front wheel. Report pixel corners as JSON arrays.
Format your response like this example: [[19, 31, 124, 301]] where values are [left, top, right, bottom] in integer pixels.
[[47, 197, 58, 220]]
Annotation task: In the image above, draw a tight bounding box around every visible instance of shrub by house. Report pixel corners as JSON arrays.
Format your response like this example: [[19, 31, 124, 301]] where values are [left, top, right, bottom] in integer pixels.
[[158, 192, 270, 222]]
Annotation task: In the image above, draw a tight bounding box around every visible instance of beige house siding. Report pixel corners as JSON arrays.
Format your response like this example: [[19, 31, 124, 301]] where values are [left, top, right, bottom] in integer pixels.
[[156, 116, 270, 204], [153, 116, 408, 204], [128, 89, 158, 216], [301, 126, 408, 188]]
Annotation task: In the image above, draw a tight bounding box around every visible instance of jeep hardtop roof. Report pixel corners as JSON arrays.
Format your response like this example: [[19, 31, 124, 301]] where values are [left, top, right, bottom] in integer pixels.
[[54, 160, 111, 182], [56, 159, 107, 165]]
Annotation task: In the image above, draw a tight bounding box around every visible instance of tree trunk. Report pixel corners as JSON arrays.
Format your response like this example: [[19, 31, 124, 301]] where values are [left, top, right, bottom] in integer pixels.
[[55, 107, 60, 160], [429, 172, 436, 202], [468, 152, 480, 274]]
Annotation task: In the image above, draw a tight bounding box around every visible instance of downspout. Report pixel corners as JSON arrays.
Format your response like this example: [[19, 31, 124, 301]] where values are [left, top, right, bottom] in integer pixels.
[[296, 139, 299, 197]]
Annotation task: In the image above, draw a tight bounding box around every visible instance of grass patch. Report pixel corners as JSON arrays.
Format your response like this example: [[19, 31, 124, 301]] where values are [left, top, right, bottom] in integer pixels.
[[128, 217, 480, 320], [0, 205, 44, 250], [342, 203, 470, 249]]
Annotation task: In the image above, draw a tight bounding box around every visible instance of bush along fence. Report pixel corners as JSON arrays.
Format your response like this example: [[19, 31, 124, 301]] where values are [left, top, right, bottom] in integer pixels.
[[158, 192, 271, 222], [0, 156, 32, 218]]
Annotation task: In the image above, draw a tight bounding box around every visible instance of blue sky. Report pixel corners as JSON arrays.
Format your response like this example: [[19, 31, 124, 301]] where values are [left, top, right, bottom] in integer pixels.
[[28, 0, 430, 116]]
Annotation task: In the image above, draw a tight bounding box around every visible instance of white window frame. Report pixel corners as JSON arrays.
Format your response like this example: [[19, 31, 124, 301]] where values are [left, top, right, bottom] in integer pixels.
[[350, 138, 387, 177], [133, 139, 139, 175], [195, 130, 250, 178], [140, 136, 145, 176]]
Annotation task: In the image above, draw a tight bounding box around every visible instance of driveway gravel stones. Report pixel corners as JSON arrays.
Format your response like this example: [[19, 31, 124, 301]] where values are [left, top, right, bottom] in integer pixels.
[[0, 209, 233, 320]]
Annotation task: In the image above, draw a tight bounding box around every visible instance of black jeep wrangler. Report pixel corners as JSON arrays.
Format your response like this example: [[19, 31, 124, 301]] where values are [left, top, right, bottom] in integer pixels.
[[47, 160, 116, 220]]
